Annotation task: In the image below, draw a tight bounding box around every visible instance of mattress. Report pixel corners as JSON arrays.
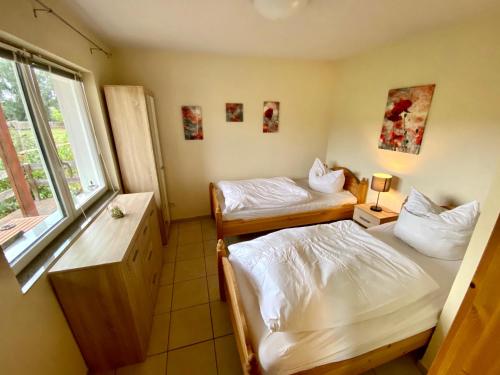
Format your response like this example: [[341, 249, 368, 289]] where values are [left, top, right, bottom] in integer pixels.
[[218, 178, 357, 221], [231, 221, 461, 375]]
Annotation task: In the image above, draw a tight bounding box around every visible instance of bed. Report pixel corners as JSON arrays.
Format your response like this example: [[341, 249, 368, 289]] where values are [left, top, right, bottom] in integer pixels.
[[216, 221, 461, 375], [209, 167, 368, 240]]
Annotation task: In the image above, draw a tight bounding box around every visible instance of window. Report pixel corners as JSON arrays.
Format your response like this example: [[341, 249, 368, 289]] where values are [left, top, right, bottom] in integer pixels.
[[0, 49, 107, 273]]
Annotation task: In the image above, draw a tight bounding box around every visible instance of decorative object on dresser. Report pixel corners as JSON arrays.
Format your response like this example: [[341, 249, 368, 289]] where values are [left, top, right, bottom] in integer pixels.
[[378, 84, 435, 154], [226, 103, 243, 122], [354, 203, 398, 228], [181, 105, 204, 140], [49, 193, 163, 372], [263, 101, 280, 133], [104, 85, 170, 243], [370, 172, 393, 212]]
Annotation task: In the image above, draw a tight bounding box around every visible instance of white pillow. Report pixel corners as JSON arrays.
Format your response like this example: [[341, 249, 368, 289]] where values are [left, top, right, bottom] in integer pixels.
[[308, 158, 345, 193], [394, 188, 479, 260]]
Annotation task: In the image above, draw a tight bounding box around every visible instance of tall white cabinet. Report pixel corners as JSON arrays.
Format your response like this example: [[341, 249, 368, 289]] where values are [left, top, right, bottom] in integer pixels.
[[104, 85, 170, 243]]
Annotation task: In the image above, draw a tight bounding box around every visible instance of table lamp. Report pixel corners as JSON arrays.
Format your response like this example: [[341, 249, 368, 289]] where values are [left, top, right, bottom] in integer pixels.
[[370, 173, 392, 212]]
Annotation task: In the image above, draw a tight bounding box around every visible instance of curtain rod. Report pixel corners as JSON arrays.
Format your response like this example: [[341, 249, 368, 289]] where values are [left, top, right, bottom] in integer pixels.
[[33, 0, 112, 58]]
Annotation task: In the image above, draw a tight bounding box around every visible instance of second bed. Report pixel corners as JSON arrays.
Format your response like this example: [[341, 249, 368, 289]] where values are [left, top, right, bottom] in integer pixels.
[[209, 167, 368, 240]]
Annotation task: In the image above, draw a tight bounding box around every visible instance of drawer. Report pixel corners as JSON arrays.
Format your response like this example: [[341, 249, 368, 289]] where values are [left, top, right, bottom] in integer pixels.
[[353, 207, 379, 228], [127, 242, 142, 266]]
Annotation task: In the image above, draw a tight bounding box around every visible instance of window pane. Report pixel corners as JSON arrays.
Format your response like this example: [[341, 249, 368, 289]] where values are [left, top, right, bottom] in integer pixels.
[[33, 68, 105, 208], [0, 58, 64, 263]]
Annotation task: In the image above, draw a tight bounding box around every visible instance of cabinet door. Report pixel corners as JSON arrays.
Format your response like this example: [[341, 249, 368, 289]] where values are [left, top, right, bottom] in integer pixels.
[[148, 206, 163, 304], [428, 218, 500, 374], [141, 206, 163, 307], [125, 240, 153, 354], [145, 94, 171, 229]]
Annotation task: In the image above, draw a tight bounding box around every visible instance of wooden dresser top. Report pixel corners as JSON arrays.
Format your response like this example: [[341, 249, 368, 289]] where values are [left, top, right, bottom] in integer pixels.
[[50, 192, 153, 273]]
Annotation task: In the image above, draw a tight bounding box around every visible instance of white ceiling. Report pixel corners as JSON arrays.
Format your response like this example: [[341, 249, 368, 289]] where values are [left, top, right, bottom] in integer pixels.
[[63, 0, 499, 60]]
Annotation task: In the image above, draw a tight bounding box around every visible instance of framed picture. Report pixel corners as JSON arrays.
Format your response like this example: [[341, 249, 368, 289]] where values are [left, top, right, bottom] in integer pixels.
[[181, 105, 203, 140], [378, 84, 435, 154], [226, 103, 243, 122], [263, 101, 279, 133]]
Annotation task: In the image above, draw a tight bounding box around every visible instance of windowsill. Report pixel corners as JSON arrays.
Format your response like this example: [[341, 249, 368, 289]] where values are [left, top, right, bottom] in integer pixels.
[[17, 190, 118, 293]]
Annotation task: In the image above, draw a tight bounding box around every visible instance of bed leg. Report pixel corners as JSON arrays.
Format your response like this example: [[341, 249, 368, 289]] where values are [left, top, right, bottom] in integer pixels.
[[217, 239, 228, 302], [215, 209, 224, 240]]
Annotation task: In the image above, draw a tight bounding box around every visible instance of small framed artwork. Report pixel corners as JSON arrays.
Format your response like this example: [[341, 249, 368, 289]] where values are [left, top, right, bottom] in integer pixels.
[[181, 105, 203, 140], [378, 84, 435, 154], [263, 101, 279, 133], [226, 103, 243, 122]]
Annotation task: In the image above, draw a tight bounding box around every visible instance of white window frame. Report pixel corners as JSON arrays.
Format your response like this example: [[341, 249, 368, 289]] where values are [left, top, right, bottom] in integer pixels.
[[1, 57, 109, 274]]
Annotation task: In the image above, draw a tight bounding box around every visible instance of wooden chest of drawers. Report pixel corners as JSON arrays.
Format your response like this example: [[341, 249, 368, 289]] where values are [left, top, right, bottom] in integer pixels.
[[49, 193, 163, 371]]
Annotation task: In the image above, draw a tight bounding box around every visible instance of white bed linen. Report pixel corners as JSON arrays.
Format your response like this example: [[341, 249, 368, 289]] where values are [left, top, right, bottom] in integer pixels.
[[231, 222, 461, 375], [219, 178, 357, 220], [229, 220, 439, 333], [217, 177, 312, 214]]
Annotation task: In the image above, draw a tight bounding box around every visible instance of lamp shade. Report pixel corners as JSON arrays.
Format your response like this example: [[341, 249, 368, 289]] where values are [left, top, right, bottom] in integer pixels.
[[371, 173, 392, 192]]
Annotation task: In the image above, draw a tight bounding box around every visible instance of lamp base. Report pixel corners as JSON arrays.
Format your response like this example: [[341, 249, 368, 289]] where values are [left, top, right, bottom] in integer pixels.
[[370, 205, 382, 212]]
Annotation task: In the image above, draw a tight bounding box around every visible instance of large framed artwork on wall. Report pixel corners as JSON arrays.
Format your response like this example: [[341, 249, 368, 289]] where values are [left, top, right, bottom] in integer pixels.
[[378, 84, 435, 154]]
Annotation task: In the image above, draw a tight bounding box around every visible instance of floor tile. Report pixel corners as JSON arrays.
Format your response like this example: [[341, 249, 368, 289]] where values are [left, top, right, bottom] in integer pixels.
[[116, 353, 167, 375], [215, 335, 243, 375], [172, 277, 209, 310], [147, 313, 170, 355], [166, 341, 217, 375], [179, 220, 202, 232], [176, 242, 204, 261], [178, 229, 203, 245], [160, 262, 175, 285], [169, 304, 213, 349], [373, 354, 422, 375], [203, 240, 218, 256], [205, 255, 217, 276], [201, 219, 217, 240], [167, 225, 178, 246], [154, 284, 173, 315], [178, 222, 203, 245], [210, 301, 233, 337], [207, 275, 220, 301], [174, 258, 206, 282]]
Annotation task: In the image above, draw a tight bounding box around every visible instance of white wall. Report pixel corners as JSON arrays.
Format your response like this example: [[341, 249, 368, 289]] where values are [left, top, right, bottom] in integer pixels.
[[111, 50, 334, 219], [0, 0, 117, 373], [326, 13, 500, 212], [325, 12, 500, 367]]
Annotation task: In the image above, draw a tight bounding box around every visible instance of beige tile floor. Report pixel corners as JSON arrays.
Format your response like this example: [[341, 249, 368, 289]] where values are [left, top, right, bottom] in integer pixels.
[[108, 218, 424, 375]]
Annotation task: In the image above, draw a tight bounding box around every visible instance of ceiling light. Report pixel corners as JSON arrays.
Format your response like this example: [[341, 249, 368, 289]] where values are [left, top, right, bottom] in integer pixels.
[[253, 0, 309, 20]]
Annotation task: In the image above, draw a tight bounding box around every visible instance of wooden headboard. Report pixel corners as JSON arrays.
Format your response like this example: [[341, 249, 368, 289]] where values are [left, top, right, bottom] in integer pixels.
[[332, 167, 369, 204]]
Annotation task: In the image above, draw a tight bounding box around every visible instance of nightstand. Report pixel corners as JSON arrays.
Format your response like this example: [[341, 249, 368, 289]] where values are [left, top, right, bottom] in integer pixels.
[[353, 203, 398, 228]]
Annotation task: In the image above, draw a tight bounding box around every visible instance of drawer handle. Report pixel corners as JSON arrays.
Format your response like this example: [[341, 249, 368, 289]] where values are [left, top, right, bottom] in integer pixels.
[[148, 250, 153, 261], [132, 249, 139, 262], [149, 210, 154, 217], [359, 216, 370, 223], [143, 225, 149, 235], [152, 273, 157, 285]]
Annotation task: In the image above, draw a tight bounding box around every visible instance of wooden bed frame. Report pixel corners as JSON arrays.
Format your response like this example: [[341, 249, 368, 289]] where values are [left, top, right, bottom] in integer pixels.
[[209, 167, 369, 240], [217, 240, 433, 375]]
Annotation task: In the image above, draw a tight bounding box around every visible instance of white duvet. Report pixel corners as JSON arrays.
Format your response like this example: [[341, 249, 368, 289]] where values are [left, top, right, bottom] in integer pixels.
[[217, 177, 312, 214], [228, 220, 439, 333]]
